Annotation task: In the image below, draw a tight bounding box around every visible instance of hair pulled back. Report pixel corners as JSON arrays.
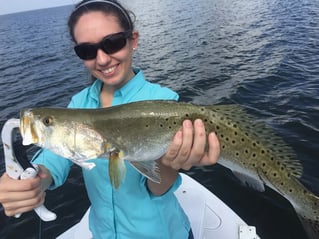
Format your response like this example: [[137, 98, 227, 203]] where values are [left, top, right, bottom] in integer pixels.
[[68, 0, 135, 42]]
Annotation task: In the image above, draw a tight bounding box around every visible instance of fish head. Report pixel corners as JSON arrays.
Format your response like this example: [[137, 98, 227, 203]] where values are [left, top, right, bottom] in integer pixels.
[[20, 108, 106, 160], [20, 108, 53, 146]]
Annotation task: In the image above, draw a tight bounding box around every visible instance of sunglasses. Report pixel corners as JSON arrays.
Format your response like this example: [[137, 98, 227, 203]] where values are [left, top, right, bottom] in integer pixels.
[[74, 31, 132, 60]]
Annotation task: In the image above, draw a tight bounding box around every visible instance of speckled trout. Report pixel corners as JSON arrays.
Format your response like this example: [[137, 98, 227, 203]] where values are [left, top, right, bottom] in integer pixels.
[[20, 100, 319, 239]]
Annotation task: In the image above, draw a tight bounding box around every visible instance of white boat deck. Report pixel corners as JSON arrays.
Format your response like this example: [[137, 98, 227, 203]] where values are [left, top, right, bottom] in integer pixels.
[[57, 173, 260, 239]]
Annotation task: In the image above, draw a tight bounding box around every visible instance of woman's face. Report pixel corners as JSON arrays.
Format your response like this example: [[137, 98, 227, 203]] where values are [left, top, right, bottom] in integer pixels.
[[73, 11, 138, 90]]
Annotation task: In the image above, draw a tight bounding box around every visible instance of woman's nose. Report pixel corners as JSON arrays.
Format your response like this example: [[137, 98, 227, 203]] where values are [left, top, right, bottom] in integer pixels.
[[96, 48, 111, 65]]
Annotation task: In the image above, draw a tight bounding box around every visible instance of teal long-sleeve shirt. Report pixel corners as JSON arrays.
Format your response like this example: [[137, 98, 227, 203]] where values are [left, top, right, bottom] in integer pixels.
[[33, 69, 191, 239]]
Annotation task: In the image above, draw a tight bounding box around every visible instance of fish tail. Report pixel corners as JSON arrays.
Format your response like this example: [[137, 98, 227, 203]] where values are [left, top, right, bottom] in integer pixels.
[[295, 193, 319, 239], [297, 215, 319, 239], [109, 149, 126, 189]]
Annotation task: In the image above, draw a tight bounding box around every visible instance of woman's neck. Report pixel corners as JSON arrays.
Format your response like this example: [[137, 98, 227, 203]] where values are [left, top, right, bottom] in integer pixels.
[[100, 86, 114, 108], [99, 69, 136, 108]]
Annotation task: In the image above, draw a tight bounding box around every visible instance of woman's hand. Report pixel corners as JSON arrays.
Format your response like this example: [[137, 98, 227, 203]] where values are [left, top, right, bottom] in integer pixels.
[[161, 119, 220, 170], [0, 165, 52, 217], [147, 119, 220, 195]]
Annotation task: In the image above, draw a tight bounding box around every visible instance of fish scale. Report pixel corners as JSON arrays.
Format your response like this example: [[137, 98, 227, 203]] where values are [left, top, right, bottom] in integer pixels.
[[20, 100, 319, 239]]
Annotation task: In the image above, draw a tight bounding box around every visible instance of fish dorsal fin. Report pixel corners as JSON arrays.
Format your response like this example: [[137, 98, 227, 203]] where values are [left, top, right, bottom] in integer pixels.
[[207, 104, 303, 178], [130, 161, 161, 184], [232, 170, 265, 192]]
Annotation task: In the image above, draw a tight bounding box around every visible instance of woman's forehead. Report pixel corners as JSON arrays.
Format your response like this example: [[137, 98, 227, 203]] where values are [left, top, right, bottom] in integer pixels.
[[74, 12, 123, 43]]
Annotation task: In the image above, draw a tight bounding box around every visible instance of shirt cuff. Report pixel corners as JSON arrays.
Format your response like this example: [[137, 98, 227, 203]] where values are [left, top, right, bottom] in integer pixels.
[[32, 149, 72, 190]]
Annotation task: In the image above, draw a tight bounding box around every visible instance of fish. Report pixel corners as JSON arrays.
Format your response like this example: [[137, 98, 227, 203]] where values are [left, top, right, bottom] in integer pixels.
[[19, 100, 319, 239]]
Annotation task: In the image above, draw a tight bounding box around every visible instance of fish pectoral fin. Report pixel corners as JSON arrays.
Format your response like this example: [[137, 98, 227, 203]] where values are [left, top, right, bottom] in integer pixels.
[[68, 157, 96, 170], [109, 149, 126, 189], [232, 170, 265, 192], [130, 161, 161, 184]]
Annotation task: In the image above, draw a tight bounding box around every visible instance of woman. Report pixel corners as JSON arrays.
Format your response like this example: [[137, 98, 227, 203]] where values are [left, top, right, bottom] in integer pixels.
[[0, 1, 220, 238]]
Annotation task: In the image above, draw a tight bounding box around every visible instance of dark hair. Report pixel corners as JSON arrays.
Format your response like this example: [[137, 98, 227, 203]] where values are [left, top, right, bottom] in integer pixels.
[[68, 0, 135, 43]]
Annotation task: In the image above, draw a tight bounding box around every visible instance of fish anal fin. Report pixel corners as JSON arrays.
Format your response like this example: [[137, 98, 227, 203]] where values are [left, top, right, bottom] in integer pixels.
[[109, 149, 126, 189], [130, 161, 161, 184], [232, 170, 265, 192]]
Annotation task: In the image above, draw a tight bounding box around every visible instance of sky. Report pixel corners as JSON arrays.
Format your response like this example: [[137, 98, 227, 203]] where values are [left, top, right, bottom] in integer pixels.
[[0, 0, 76, 15]]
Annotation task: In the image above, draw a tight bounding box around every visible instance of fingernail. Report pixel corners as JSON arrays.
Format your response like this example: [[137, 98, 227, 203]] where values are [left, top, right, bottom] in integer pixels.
[[195, 119, 204, 127], [209, 132, 216, 139], [184, 120, 192, 128]]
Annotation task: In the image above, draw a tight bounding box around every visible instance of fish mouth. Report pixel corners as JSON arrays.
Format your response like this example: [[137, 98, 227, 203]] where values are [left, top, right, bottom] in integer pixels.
[[20, 109, 39, 145]]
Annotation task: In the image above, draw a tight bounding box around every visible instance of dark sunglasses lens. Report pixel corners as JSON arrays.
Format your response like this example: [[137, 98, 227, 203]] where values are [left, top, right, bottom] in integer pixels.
[[74, 32, 130, 60], [74, 44, 97, 60], [101, 34, 127, 54]]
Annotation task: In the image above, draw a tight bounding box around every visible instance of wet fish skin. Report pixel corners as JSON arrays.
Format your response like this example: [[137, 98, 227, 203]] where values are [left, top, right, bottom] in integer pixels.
[[20, 100, 319, 239]]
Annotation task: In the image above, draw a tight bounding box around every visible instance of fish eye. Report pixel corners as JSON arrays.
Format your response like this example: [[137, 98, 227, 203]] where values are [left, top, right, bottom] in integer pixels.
[[43, 116, 53, 126]]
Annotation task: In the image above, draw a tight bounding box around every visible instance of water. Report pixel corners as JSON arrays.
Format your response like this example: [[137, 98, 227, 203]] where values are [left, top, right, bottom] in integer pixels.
[[0, 0, 318, 238]]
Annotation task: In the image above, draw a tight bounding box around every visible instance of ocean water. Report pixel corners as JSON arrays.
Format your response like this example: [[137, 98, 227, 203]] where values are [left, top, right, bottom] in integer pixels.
[[0, 0, 318, 238]]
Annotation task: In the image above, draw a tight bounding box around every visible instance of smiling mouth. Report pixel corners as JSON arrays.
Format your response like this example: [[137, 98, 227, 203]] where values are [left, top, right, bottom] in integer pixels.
[[101, 65, 117, 74]]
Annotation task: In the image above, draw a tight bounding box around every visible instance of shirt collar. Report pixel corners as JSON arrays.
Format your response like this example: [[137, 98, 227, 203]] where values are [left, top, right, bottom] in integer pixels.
[[113, 69, 145, 100]]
